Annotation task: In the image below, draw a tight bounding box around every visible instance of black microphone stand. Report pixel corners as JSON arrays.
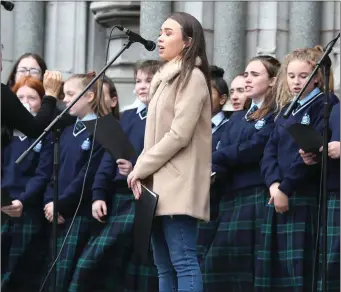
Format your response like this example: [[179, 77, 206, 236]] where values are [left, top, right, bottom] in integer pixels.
[[319, 51, 331, 292], [15, 36, 135, 292]]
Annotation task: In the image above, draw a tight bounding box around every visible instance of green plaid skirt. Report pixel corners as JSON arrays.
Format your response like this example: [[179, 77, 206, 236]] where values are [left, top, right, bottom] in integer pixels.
[[1, 211, 47, 291], [69, 192, 158, 292], [202, 186, 267, 292], [255, 192, 318, 292], [42, 215, 92, 292]]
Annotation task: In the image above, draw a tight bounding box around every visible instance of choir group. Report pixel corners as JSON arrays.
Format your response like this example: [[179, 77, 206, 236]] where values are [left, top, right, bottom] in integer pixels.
[[1, 16, 340, 292]]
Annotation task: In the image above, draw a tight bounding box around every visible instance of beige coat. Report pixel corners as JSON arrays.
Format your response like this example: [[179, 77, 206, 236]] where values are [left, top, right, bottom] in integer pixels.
[[133, 58, 212, 222]]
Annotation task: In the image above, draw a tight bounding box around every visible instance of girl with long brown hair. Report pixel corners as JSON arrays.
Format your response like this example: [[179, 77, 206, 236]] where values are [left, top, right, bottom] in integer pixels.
[[204, 55, 281, 291]]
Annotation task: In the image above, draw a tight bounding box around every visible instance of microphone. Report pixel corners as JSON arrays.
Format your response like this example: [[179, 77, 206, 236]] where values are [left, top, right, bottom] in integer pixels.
[[1, 1, 14, 11], [116, 26, 156, 52]]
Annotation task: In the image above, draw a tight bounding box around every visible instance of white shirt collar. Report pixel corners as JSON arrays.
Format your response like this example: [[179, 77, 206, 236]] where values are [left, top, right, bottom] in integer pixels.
[[136, 99, 147, 114], [250, 99, 263, 110], [211, 111, 225, 127], [78, 112, 97, 122], [298, 87, 321, 106]]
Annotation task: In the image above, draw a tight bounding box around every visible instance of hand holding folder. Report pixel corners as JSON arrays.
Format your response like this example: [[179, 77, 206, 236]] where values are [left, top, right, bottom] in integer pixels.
[[133, 185, 159, 263], [83, 114, 137, 161]]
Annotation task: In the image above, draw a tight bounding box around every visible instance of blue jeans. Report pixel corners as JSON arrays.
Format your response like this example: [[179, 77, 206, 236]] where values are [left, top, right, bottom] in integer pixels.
[[151, 215, 203, 292]]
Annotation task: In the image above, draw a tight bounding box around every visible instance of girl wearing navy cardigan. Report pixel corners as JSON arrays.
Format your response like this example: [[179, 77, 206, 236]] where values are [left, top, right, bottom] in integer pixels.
[[42, 72, 107, 292], [197, 65, 229, 265], [69, 60, 160, 292], [203, 55, 281, 292], [299, 103, 340, 291], [258, 47, 339, 292], [1, 77, 53, 291]]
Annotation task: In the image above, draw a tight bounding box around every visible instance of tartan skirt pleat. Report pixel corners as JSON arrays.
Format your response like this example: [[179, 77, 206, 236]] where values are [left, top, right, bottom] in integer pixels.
[[69, 193, 137, 292], [197, 187, 221, 265], [43, 215, 92, 292], [124, 248, 159, 292], [255, 192, 318, 292], [202, 186, 267, 292], [317, 191, 340, 292], [1, 211, 47, 291]]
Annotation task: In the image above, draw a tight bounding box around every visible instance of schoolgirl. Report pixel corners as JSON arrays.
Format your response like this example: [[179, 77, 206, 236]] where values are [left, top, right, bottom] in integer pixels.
[[203, 55, 281, 291], [1, 77, 53, 291], [69, 60, 160, 292], [258, 46, 339, 292], [42, 72, 108, 292]]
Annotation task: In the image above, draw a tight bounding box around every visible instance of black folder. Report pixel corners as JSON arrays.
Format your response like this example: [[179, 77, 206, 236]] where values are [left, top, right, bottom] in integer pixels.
[[83, 114, 137, 161], [133, 185, 159, 263], [1, 188, 13, 207], [285, 123, 323, 153]]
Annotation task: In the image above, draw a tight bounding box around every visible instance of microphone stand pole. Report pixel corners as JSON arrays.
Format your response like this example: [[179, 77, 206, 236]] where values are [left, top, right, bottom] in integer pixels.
[[319, 50, 331, 292], [15, 37, 134, 292]]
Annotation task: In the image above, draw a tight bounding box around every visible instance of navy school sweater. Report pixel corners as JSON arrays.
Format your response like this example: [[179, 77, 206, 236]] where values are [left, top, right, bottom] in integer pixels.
[[92, 108, 146, 202], [43, 119, 104, 217], [261, 90, 339, 197], [212, 109, 275, 192], [327, 103, 340, 193], [2, 135, 53, 209]]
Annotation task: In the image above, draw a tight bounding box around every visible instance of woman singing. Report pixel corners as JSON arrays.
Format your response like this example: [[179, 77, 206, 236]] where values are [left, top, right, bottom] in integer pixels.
[[128, 12, 212, 292]]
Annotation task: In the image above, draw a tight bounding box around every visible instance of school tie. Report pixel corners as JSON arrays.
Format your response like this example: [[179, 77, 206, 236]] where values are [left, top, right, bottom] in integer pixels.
[[246, 104, 258, 119], [74, 120, 85, 135], [212, 123, 215, 129], [295, 102, 302, 111], [140, 108, 147, 119]]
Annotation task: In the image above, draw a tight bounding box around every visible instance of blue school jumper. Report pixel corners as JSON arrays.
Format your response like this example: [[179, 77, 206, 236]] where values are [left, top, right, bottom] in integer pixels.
[[317, 102, 340, 292], [256, 89, 339, 292], [203, 101, 275, 291], [70, 103, 158, 292], [197, 111, 228, 264], [1, 134, 53, 291], [43, 113, 104, 292]]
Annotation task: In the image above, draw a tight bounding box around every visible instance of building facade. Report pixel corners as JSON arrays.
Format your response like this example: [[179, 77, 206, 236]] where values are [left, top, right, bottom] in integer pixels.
[[1, 1, 340, 109]]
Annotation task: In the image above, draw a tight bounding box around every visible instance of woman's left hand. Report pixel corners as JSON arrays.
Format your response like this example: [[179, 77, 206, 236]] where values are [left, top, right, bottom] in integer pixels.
[[127, 171, 142, 200]]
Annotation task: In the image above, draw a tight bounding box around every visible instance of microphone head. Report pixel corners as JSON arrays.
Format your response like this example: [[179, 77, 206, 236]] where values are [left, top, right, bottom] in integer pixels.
[[145, 41, 156, 52], [1, 1, 14, 11]]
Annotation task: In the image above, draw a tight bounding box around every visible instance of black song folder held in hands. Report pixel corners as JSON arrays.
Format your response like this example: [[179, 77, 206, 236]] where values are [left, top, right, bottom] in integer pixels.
[[133, 185, 159, 263], [83, 114, 137, 161], [285, 123, 323, 153], [1, 188, 13, 207]]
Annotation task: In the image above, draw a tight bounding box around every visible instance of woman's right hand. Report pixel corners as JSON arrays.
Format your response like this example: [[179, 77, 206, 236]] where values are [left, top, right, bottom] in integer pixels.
[[43, 70, 63, 98]]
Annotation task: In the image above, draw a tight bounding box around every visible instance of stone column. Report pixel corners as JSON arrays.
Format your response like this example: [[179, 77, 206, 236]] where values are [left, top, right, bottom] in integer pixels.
[[14, 2, 45, 58], [139, 2, 172, 59], [288, 2, 321, 51], [213, 2, 246, 86]]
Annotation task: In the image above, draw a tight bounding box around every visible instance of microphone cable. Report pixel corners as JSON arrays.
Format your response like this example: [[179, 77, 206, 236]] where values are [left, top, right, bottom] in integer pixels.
[[39, 25, 117, 292]]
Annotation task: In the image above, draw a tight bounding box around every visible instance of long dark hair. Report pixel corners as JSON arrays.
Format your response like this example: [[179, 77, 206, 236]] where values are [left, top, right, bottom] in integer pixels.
[[7, 53, 47, 89], [210, 65, 229, 97], [168, 12, 211, 97]]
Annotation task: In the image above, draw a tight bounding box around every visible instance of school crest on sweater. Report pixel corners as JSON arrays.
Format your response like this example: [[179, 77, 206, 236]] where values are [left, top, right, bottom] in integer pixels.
[[255, 118, 266, 130], [301, 113, 310, 125]]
